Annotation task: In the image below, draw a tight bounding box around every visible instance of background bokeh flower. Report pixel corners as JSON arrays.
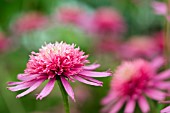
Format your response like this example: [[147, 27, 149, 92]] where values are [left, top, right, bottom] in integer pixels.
[[90, 7, 126, 38], [117, 36, 160, 59], [152, 1, 170, 22], [11, 12, 48, 35], [102, 58, 170, 113]]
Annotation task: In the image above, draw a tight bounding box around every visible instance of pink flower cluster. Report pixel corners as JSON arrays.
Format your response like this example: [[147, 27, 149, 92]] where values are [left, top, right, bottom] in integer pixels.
[[8, 42, 111, 100], [102, 58, 170, 113]]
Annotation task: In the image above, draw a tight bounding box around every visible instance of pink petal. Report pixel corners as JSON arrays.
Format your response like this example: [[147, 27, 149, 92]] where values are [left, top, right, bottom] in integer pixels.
[[151, 57, 164, 70], [17, 74, 40, 81], [79, 70, 111, 77], [145, 89, 166, 101], [74, 75, 102, 86], [138, 96, 150, 113], [101, 93, 118, 105], [79, 74, 103, 85], [36, 78, 55, 100], [154, 81, 170, 90], [8, 81, 36, 91], [16, 79, 45, 98], [7, 81, 23, 86], [60, 76, 75, 101], [161, 106, 170, 113], [155, 70, 170, 80], [124, 99, 136, 113], [82, 63, 100, 70], [101, 101, 114, 113], [109, 98, 126, 113]]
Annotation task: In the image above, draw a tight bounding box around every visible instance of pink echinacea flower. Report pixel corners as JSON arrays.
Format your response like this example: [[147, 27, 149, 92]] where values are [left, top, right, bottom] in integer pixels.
[[102, 58, 170, 113], [7, 42, 111, 101]]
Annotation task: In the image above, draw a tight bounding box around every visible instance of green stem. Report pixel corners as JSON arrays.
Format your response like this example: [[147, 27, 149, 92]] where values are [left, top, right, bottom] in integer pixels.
[[57, 76, 70, 113], [164, 0, 170, 68]]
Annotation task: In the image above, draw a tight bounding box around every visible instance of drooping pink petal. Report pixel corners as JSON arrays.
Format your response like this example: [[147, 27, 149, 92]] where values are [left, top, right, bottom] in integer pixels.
[[8, 81, 36, 91], [101, 93, 118, 105], [74, 76, 102, 86], [101, 100, 116, 113], [109, 98, 126, 113], [82, 63, 100, 70], [16, 79, 45, 98], [138, 96, 150, 113], [145, 89, 166, 101], [7, 81, 23, 86], [79, 70, 111, 77], [36, 78, 55, 100], [79, 74, 103, 85], [60, 76, 75, 101], [161, 106, 170, 113], [17, 74, 41, 81], [154, 81, 170, 90], [155, 70, 170, 80], [124, 99, 136, 113]]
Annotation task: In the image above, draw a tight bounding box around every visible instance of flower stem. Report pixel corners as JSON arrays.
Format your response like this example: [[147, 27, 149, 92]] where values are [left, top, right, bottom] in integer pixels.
[[164, 0, 170, 67], [57, 76, 70, 113]]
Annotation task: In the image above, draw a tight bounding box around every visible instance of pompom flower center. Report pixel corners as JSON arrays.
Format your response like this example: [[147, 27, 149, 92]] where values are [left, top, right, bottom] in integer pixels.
[[25, 42, 88, 78]]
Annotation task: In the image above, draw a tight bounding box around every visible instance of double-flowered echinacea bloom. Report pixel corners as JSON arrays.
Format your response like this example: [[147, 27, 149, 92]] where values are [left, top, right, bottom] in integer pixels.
[[102, 58, 170, 113], [8, 42, 111, 101]]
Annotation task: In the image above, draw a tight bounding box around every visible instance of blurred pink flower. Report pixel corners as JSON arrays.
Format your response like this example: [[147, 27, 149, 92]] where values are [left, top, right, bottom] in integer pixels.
[[102, 58, 170, 113], [56, 6, 85, 25], [152, 1, 170, 21], [55, 6, 94, 33], [96, 38, 121, 53], [12, 12, 48, 34], [152, 1, 167, 15], [117, 36, 159, 59], [8, 42, 111, 100], [91, 8, 126, 36], [0, 32, 10, 53]]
